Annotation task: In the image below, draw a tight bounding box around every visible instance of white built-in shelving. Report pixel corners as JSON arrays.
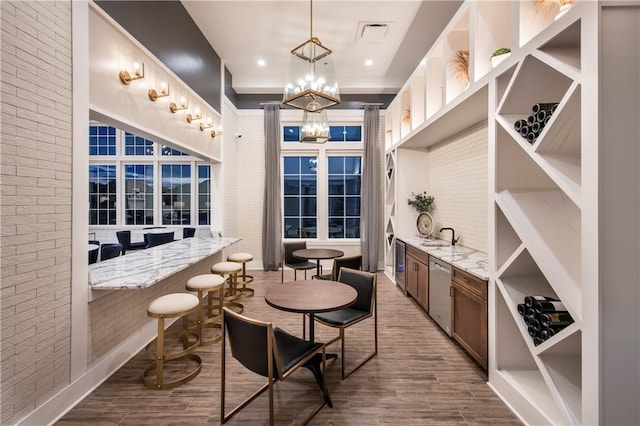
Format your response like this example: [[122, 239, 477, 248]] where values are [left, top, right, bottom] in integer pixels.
[[383, 0, 640, 424]]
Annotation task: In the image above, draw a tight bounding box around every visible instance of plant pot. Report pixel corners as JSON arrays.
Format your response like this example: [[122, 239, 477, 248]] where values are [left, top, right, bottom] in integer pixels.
[[491, 52, 511, 68], [555, 3, 572, 21]]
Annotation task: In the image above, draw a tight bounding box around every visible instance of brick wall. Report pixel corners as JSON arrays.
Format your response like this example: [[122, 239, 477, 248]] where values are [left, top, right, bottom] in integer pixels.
[[427, 122, 488, 252], [0, 1, 73, 424]]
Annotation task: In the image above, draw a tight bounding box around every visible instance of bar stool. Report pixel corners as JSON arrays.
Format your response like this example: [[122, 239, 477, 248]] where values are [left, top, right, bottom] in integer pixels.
[[227, 252, 254, 299], [186, 274, 225, 345], [211, 261, 243, 314], [144, 293, 202, 390]]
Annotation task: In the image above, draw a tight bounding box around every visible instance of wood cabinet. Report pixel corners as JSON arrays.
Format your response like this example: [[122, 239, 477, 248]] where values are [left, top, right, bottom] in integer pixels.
[[451, 267, 487, 370], [406, 245, 429, 311]]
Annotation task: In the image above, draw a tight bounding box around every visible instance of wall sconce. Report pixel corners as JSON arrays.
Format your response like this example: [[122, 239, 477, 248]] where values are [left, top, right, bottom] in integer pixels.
[[169, 96, 188, 113], [210, 125, 223, 138], [186, 108, 202, 123], [199, 118, 214, 131], [148, 81, 169, 101], [119, 62, 145, 85]]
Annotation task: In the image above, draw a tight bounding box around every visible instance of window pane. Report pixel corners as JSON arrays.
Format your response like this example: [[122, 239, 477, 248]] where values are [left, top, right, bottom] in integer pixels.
[[329, 126, 345, 142], [198, 164, 211, 225], [162, 164, 191, 225], [345, 126, 362, 141], [124, 132, 154, 156], [283, 126, 300, 142], [89, 125, 116, 156], [89, 165, 116, 225], [124, 164, 154, 225], [162, 146, 188, 156], [328, 156, 361, 239], [283, 156, 317, 239]]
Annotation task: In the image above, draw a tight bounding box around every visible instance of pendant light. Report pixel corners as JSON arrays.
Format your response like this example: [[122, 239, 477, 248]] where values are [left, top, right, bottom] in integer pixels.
[[300, 103, 330, 143], [282, 0, 340, 112]]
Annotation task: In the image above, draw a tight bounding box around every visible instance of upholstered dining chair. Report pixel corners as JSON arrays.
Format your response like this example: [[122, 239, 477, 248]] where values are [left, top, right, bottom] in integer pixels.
[[183, 227, 196, 238], [146, 231, 174, 248], [314, 268, 377, 379], [220, 308, 328, 425], [116, 230, 146, 255], [314, 254, 363, 281], [100, 243, 122, 261], [281, 241, 317, 282]]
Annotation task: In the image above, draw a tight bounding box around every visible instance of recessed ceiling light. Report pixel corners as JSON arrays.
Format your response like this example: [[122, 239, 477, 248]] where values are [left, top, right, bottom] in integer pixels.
[[257, 59, 266, 67], [365, 59, 373, 67]]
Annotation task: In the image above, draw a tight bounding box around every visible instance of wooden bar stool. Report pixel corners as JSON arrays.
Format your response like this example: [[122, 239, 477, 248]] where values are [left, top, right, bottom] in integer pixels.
[[211, 261, 243, 314], [227, 252, 254, 299], [144, 293, 202, 390], [186, 274, 225, 345]]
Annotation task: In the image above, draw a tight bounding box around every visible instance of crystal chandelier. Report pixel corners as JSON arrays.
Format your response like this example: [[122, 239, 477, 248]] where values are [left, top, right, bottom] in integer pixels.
[[282, 0, 340, 112]]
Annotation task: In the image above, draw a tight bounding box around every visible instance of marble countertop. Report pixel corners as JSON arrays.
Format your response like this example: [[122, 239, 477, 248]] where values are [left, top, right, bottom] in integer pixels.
[[89, 237, 240, 290], [398, 236, 489, 280]]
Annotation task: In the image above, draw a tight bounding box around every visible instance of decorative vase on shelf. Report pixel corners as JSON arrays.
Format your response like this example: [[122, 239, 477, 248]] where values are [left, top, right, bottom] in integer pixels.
[[555, 3, 572, 20], [490, 48, 511, 69]]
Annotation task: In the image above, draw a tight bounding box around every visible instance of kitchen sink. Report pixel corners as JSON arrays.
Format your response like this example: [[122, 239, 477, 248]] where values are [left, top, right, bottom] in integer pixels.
[[420, 239, 449, 247]]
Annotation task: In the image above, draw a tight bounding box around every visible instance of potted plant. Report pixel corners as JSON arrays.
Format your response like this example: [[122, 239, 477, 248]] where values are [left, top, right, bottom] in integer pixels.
[[407, 191, 434, 213], [490, 48, 511, 68]]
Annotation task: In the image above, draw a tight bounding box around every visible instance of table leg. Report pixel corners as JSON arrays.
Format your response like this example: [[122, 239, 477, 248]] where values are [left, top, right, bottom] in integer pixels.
[[315, 259, 321, 277], [309, 313, 315, 342]]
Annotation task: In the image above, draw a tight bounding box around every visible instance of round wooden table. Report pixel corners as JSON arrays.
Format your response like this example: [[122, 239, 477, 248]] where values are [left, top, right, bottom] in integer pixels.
[[265, 280, 356, 343], [292, 248, 344, 277]]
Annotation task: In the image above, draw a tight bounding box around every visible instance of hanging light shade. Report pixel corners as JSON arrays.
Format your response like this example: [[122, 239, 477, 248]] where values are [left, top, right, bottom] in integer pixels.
[[300, 106, 330, 143], [282, 0, 340, 112]]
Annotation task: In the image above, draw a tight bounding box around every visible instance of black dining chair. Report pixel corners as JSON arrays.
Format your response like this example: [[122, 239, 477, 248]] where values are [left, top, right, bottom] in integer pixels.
[[314, 254, 363, 281], [116, 230, 146, 255], [100, 243, 123, 262], [89, 241, 100, 265], [281, 241, 317, 283], [146, 231, 174, 248], [221, 308, 328, 425], [183, 227, 196, 238], [314, 268, 377, 379]]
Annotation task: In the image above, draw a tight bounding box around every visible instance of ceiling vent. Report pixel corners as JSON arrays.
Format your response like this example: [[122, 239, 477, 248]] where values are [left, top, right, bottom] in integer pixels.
[[356, 22, 390, 43]]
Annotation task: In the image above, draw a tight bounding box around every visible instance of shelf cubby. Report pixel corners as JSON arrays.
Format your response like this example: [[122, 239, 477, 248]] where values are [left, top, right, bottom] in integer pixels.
[[474, 1, 515, 82], [400, 89, 412, 138], [499, 55, 573, 120], [518, 0, 557, 48], [425, 47, 444, 119], [537, 19, 581, 73], [385, 110, 393, 150], [495, 290, 571, 425], [495, 205, 523, 272], [495, 64, 518, 110], [410, 67, 426, 130], [445, 10, 472, 103]]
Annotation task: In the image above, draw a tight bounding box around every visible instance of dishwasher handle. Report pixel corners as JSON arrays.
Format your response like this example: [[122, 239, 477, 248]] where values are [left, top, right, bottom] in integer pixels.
[[430, 259, 451, 273]]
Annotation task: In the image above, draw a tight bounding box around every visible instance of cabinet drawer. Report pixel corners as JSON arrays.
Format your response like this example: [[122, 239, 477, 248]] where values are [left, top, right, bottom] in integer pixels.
[[452, 267, 487, 299], [406, 245, 429, 265]]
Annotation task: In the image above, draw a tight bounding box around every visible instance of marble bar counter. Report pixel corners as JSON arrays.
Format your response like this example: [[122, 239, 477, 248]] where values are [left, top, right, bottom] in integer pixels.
[[89, 236, 240, 291], [398, 236, 488, 280]]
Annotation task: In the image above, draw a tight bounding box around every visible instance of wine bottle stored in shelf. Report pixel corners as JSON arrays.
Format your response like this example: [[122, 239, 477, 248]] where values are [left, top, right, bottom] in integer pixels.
[[527, 131, 537, 144], [531, 122, 543, 134], [527, 115, 536, 124], [534, 300, 568, 314], [519, 126, 530, 137], [514, 119, 528, 132], [532, 103, 559, 114], [540, 312, 574, 328], [517, 303, 526, 315], [524, 295, 558, 308]]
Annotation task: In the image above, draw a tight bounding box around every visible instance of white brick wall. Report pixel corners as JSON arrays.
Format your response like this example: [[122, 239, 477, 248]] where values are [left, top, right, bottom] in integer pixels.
[[427, 122, 488, 252], [1, 1, 73, 424]]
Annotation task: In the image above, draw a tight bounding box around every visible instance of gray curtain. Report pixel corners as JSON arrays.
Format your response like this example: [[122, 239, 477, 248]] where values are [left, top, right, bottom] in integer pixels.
[[361, 105, 381, 272], [262, 104, 282, 270]]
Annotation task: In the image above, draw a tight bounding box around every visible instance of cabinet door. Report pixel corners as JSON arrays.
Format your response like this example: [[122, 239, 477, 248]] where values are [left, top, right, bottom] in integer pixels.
[[416, 260, 429, 311], [452, 281, 488, 369], [405, 254, 419, 298]]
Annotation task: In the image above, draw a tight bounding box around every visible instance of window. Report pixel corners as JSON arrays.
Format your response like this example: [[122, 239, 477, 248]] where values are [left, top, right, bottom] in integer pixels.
[[88, 124, 211, 227], [283, 125, 362, 143], [124, 164, 154, 225], [328, 156, 361, 238], [198, 165, 211, 225], [89, 165, 116, 225], [124, 133, 154, 156], [161, 164, 191, 225], [89, 125, 116, 156], [283, 156, 317, 238]]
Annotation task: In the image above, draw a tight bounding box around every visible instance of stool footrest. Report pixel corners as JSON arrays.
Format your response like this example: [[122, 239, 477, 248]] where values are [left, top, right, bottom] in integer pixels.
[[143, 353, 202, 390]]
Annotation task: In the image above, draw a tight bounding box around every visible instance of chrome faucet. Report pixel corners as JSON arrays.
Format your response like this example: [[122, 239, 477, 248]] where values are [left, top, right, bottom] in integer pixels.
[[440, 227, 460, 246]]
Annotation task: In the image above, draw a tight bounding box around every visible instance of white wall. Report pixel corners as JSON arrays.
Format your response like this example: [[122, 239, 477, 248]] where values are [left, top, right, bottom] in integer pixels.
[[427, 122, 488, 252]]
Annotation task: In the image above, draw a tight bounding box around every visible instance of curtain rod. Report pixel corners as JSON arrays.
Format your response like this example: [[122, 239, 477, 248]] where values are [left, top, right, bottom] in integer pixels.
[[361, 102, 384, 106], [259, 102, 282, 106]]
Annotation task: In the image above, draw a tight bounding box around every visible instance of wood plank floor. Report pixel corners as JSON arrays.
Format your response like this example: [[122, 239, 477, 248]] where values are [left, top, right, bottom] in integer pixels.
[[58, 270, 521, 425]]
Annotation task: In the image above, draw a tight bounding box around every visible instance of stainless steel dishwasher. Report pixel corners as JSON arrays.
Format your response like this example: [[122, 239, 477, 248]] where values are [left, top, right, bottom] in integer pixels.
[[429, 257, 452, 336]]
